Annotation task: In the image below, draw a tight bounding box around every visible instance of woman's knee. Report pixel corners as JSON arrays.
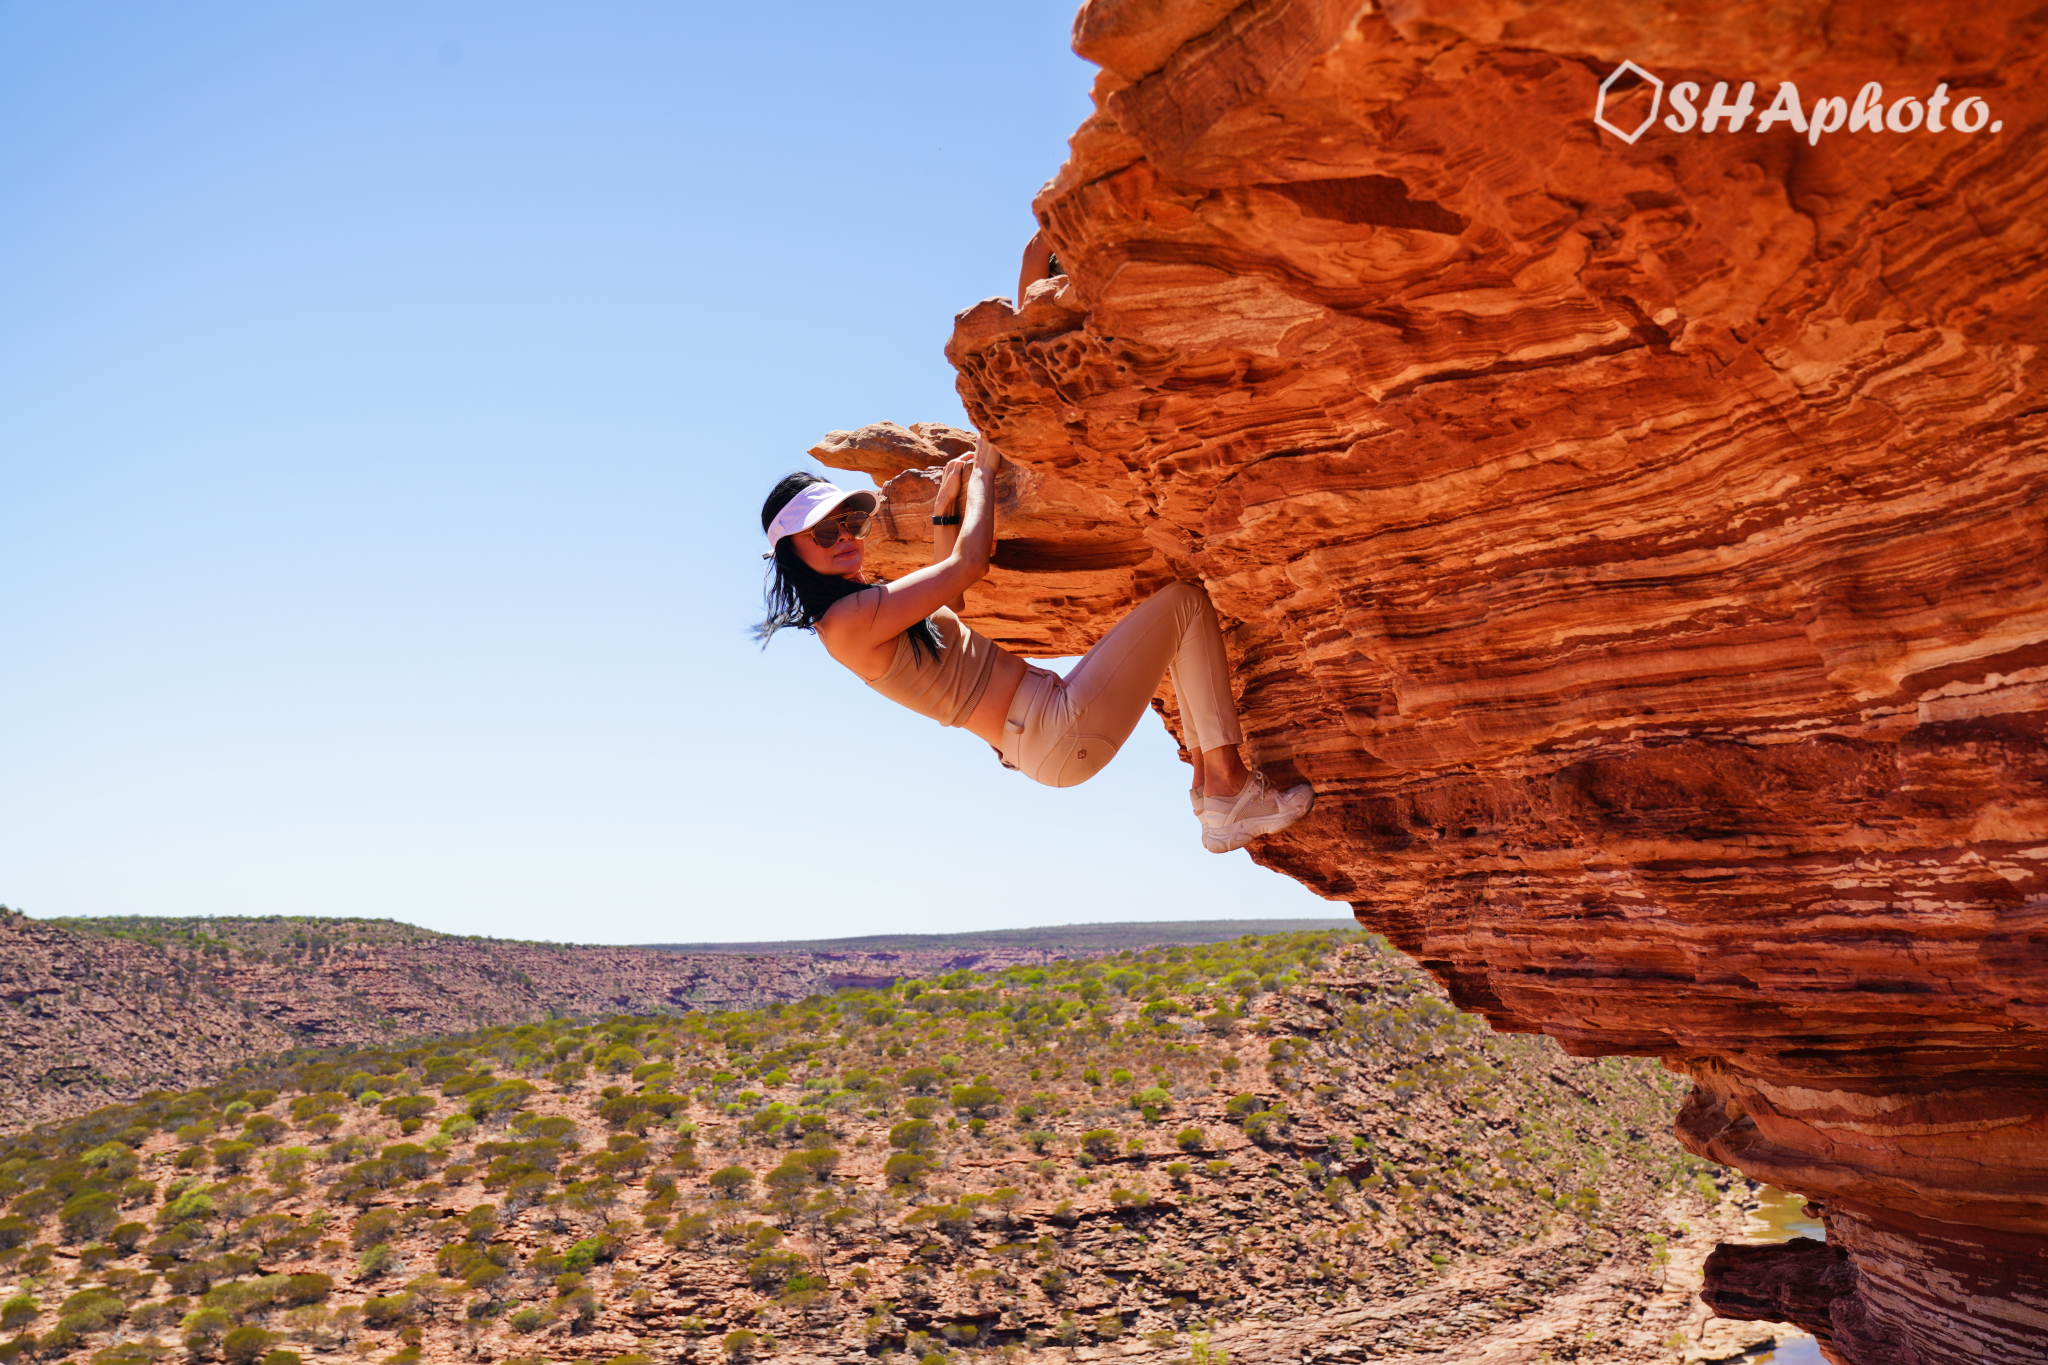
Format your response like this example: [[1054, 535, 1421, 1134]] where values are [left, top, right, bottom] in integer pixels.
[[1158, 579, 1217, 624]]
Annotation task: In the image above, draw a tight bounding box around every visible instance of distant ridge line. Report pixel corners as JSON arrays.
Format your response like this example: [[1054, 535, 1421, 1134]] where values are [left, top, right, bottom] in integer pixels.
[[642, 916, 1353, 955]]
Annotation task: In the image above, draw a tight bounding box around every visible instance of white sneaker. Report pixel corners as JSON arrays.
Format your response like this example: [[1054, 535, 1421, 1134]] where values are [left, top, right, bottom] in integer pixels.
[[1200, 775, 1314, 853]]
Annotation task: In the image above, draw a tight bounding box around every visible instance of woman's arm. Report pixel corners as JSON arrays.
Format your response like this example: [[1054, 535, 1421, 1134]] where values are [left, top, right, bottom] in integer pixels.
[[1017, 229, 1056, 307], [932, 453, 972, 611], [820, 439, 1001, 652]]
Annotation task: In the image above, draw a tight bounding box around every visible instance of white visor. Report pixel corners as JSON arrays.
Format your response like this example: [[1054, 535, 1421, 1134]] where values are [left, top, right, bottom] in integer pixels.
[[765, 481, 878, 550]]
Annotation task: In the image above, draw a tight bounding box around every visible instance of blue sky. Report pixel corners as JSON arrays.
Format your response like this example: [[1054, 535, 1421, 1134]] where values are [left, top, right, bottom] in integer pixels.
[[0, 1, 1346, 943]]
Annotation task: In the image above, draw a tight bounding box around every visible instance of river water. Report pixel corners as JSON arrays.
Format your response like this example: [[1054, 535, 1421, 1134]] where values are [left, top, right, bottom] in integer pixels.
[[1744, 1186, 1825, 1365]]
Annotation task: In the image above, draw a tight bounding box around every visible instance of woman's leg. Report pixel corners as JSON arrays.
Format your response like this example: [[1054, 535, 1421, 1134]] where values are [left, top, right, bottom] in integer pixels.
[[1005, 580, 1314, 848], [1016, 582, 1243, 788], [1196, 746, 1252, 799], [1160, 587, 1252, 801]]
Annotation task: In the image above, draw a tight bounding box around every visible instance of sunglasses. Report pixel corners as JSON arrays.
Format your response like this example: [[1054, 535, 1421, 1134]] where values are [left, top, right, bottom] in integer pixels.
[[807, 510, 872, 548]]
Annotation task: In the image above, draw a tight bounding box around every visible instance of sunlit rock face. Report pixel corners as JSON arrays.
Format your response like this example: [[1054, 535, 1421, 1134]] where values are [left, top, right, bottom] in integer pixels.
[[813, 0, 2048, 1359]]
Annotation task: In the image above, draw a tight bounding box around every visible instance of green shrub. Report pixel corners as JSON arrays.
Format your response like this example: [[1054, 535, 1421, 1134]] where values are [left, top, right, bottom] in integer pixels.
[[37, 1321, 82, 1354], [59, 1191, 119, 1244], [0, 1298, 34, 1332], [1241, 1107, 1286, 1144], [280, 1273, 334, 1306], [57, 1289, 121, 1332], [211, 1140, 258, 1174], [241, 1114, 288, 1145], [222, 1326, 281, 1365], [381, 1143, 433, 1181], [889, 1118, 937, 1152], [93, 1344, 169, 1365], [597, 1044, 644, 1076], [181, 1306, 233, 1353], [949, 1084, 1002, 1116], [289, 1092, 347, 1122], [746, 1249, 806, 1290], [507, 1305, 545, 1334], [660, 1209, 712, 1247], [706, 1165, 753, 1199], [165, 1261, 214, 1296], [159, 1189, 216, 1226], [351, 1207, 403, 1249], [79, 1142, 140, 1178], [882, 1152, 930, 1187], [470, 1080, 539, 1120], [563, 1235, 617, 1273], [1175, 1126, 1207, 1151]]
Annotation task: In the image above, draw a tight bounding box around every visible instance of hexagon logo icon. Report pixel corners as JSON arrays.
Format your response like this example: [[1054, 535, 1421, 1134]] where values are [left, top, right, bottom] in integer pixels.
[[1594, 60, 1664, 144]]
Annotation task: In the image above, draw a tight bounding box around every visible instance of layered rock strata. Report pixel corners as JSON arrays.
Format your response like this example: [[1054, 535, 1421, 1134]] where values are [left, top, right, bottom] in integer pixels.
[[813, 1, 2048, 1359]]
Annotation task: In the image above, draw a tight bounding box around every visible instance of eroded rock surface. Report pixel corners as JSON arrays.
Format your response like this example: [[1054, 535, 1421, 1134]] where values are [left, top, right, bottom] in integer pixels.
[[815, 1, 2048, 1358]]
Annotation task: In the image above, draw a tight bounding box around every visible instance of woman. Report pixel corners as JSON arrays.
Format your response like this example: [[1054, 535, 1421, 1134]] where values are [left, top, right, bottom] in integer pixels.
[[756, 435, 1312, 852]]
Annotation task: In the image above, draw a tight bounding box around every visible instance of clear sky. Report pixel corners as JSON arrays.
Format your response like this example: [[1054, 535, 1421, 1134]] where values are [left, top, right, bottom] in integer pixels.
[[0, 1, 1348, 943]]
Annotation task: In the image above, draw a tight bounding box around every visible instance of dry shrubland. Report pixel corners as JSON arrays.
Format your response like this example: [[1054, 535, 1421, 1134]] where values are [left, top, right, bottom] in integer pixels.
[[0, 931, 1751, 1364]]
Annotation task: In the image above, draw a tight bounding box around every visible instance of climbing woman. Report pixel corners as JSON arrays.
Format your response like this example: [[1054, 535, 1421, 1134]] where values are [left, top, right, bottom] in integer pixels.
[[755, 435, 1313, 852]]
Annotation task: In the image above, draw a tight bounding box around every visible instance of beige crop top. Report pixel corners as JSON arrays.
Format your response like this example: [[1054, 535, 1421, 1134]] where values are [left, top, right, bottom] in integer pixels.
[[858, 605, 999, 729]]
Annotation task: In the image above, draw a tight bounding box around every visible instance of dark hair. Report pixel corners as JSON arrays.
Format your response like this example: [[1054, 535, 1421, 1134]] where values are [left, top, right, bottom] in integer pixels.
[[756, 471, 942, 662]]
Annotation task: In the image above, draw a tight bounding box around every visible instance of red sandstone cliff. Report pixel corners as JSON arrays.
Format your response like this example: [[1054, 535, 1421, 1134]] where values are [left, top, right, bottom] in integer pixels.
[[813, 2, 2048, 1360]]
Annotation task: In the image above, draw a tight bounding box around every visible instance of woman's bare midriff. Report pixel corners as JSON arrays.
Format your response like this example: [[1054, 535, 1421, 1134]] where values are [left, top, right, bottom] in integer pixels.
[[823, 600, 1027, 749], [961, 649, 1027, 750]]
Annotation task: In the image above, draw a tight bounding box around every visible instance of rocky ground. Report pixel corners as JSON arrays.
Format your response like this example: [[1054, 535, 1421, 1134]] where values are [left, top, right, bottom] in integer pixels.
[[0, 913, 1107, 1131], [0, 932, 1796, 1364]]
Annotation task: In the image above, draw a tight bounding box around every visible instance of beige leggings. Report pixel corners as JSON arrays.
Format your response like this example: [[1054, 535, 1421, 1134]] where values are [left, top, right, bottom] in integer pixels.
[[996, 581, 1245, 788]]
